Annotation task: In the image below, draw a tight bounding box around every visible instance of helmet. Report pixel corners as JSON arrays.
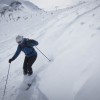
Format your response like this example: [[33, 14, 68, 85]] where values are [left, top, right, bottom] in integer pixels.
[[16, 35, 23, 44]]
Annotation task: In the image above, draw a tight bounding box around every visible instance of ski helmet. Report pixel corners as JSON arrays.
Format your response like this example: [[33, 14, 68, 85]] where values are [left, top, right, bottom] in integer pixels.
[[16, 35, 23, 44]]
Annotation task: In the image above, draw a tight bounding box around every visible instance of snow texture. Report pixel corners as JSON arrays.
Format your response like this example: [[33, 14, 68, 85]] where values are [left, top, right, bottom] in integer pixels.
[[0, 0, 100, 100]]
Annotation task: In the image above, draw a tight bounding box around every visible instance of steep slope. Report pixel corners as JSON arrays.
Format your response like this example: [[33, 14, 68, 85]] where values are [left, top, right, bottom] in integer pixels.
[[37, 1, 100, 100], [0, 0, 42, 22], [0, 0, 100, 100]]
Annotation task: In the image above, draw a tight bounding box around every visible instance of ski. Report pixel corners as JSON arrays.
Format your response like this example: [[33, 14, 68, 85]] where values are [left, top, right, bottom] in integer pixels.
[[25, 74, 37, 90], [25, 83, 32, 90]]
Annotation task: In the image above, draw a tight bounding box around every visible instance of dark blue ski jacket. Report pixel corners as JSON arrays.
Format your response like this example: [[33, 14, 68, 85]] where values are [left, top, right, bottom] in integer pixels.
[[11, 38, 38, 61]]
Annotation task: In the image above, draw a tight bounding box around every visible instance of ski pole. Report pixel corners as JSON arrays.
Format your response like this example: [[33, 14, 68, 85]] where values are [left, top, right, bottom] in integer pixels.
[[2, 63, 11, 100], [35, 47, 51, 62]]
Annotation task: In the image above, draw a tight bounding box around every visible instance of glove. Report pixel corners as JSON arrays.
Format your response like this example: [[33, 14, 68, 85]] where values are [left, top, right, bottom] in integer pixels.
[[9, 59, 12, 63]]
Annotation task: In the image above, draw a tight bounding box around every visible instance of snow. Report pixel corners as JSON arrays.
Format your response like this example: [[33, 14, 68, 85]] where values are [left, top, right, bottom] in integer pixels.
[[23, 1, 42, 11], [0, 0, 25, 5], [29, 0, 97, 11], [0, 0, 100, 100]]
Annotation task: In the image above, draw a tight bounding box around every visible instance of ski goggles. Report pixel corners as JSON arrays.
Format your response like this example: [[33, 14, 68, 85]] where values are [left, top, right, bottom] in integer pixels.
[[17, 40, 22, 44]]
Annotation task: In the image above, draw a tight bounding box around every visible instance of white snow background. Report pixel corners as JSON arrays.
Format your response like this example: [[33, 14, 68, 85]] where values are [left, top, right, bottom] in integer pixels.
[[0, 0, 100, 100]]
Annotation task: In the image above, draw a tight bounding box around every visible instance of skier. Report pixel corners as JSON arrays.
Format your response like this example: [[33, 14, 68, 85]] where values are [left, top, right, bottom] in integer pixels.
[[9, 35, 38, 76]]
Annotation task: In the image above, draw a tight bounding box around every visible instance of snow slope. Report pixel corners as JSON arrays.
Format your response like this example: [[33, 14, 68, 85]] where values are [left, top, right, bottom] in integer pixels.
[[0, 0, 100, 100], [29, 0, 97, 11], [0, 0, 24, 5]]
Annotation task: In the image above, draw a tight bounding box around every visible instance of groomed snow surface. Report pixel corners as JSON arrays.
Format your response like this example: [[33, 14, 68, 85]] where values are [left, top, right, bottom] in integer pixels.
[[0, 0, 100, 100]]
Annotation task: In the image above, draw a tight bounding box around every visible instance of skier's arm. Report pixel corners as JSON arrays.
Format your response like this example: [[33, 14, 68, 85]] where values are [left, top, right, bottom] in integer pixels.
[[10, 45, 21, 62]]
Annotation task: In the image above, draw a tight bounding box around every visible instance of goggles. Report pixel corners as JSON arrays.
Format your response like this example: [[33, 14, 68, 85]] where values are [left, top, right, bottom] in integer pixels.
[[17, 40, 22, 44]]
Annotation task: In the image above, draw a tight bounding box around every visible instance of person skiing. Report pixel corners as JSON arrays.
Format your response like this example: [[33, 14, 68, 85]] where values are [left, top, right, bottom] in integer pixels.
[[9, 35, 38, 76]]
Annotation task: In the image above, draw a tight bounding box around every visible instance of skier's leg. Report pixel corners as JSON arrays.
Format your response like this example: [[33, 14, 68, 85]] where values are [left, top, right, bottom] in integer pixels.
[[27, 55, 37, 75], [23, 56, 29, 75]]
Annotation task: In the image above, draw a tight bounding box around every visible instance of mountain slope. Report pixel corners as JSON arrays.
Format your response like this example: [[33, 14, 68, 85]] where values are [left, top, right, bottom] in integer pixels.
[[23, 1, 42, 11], [0, 0, 42, 22], [0, 0, 24, 5], [0, 0, 100, 100]]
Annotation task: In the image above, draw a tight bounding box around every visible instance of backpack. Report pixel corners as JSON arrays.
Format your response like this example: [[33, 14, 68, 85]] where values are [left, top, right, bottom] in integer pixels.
[[19, 38, 34, 50]]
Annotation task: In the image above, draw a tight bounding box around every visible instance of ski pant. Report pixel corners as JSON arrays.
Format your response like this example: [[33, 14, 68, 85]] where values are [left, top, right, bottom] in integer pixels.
[[23, 55, 37, 74]]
